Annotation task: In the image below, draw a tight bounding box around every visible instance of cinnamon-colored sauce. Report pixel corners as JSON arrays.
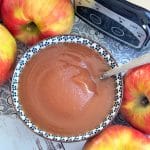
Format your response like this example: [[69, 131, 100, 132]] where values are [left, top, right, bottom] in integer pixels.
[[19, 43, 115, 136]]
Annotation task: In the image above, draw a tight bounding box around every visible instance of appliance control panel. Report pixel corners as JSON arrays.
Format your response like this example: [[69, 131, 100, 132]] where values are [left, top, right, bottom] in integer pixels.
[[75, 0, 148, 49]]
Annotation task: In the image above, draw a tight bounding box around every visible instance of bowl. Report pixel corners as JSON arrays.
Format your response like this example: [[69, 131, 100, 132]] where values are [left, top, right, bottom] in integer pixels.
[[11, 35, 123, 142]]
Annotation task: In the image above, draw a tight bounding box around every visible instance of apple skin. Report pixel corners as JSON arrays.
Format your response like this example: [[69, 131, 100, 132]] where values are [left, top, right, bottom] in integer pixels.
[[0, 24, 17, 85], [1, 0, 74, 45], [121, 64, 150, 134], [0, 0, 2, 20], [83, 125, 150, 150]]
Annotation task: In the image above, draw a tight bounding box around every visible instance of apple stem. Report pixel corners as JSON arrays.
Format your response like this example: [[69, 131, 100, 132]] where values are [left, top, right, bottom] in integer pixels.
[[140, 96, 149, 106], [23, 22, 40, 34]]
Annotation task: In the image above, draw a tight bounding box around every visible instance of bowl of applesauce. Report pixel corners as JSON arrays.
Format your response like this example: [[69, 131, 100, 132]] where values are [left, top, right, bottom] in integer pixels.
[[11, 35, 123, 142]]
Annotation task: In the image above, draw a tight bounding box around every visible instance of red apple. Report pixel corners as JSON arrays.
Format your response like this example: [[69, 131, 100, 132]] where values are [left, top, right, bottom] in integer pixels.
[[121, 64, 150, 134], [83, 125, 150, 150], [0, 0, 2, 20], [1, 0, 74, 45], [0, 24, 17, 85]]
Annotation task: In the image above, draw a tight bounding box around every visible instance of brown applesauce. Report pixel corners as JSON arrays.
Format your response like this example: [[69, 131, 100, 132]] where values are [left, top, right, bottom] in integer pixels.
[[18, 43, 115, 136]]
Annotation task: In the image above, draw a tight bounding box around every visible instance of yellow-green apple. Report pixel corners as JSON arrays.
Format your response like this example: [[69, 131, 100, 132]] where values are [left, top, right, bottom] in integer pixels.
[[83, 125, 150, 150], [121, 64, 150, 134], [1, 0, 74, 45], [0, 24, 17, 85]]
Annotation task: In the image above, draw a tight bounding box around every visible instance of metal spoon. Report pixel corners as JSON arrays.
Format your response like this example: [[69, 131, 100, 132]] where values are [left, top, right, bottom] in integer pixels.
[[100, 53, 150, 79]]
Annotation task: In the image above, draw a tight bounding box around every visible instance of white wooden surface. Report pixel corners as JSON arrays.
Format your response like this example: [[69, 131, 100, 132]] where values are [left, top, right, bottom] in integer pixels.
[[0, 115, 85, 150]]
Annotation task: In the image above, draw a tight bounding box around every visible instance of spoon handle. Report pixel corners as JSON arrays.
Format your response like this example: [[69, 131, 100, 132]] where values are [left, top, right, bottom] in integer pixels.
[[101, 53, 150, 79]]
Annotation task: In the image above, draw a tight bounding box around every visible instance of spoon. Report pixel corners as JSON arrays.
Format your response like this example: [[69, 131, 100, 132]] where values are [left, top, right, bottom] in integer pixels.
[[100, 53, 150, 79]]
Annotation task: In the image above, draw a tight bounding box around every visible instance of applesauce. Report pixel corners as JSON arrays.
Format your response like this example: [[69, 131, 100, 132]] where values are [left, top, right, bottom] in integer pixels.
[[18, 43, 115, 136]]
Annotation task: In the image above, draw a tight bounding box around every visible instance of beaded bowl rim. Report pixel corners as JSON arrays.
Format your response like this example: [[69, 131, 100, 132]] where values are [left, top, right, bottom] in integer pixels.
[[11, 35, 123, 142]]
